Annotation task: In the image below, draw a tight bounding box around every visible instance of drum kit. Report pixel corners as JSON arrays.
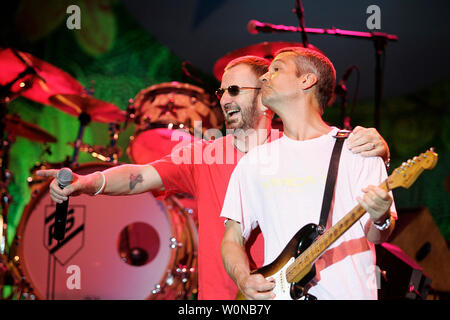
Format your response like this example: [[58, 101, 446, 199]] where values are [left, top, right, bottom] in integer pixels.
[[0, 47, 222, 300], [0, 39, 315, 300]]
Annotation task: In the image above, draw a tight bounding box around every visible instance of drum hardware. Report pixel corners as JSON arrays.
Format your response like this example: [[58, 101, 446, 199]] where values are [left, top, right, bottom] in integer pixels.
[[168, 195, 196, 220], [0, 73, 57, 272], [169, 237, 183, 249], [1, 132, 14, 256], [67, 142, 122, 163], [73, 112, 90, 167], [0, 78, 33, 105], [181, 61, 208, 91], [0, 48, 76, 272], [0, 124, 52, 298], [0, 49, 201, 299], [151, 263, 196, 296], [0, 252, 34, 300], [123, 98, 136, 130], [151, 283, 162, 295], [0, 49, 41, 105], [147, 196, 198, 299], [49, 93, 126, 167], [0, 48, 84, 107], [48, 94, 126, 124], [175, 265, 195, 283], [108, 122, 121, 164], [3, 114, 58, 144], [127, 81, 222, 164]]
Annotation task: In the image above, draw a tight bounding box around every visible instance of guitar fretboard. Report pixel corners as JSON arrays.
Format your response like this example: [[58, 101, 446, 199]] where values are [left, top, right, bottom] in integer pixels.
[[285, 205, 367, 283]]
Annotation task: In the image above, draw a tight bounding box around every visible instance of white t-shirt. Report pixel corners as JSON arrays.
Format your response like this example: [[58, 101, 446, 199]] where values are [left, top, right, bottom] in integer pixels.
[[221, 127, 396, 300]]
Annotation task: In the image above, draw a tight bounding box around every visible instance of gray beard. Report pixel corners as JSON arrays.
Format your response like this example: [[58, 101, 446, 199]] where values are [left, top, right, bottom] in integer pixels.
[[239, 94, 259, 131]]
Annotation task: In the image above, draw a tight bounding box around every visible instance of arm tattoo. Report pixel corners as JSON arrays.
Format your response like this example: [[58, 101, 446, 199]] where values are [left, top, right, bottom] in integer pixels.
[[129, 173, 144, 190]]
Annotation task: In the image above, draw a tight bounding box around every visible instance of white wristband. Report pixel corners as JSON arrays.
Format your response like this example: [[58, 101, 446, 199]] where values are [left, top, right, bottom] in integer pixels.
[[93, 171, 106, 196]]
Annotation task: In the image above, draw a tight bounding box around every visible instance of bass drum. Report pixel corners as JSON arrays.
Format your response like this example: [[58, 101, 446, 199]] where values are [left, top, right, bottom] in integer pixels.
[[127, 81, 223, 164], [11, 162, 198, 300]]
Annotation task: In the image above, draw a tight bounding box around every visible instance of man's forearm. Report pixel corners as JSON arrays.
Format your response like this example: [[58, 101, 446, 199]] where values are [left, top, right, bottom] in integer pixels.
[[221, 239, 252, 286], [87, 164, 163, 196]]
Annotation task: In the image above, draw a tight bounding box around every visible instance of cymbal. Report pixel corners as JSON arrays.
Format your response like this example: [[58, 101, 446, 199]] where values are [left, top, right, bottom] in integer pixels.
[[4, 114, 57, 143], [49, 94, 126, 123], [213, 41, 322, 80], [0, 48, 84, 105]]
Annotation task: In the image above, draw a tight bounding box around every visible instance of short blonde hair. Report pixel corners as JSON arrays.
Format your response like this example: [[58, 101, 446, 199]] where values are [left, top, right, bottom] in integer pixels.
[[275, 47, 336, 111]]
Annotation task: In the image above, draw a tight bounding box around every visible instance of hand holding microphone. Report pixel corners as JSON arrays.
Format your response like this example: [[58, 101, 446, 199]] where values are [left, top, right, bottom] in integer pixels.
[[54, 168, 73, 240], [36, 168, 105, 240], [36, 168, 104, 203], [37, 168, 80, 203]]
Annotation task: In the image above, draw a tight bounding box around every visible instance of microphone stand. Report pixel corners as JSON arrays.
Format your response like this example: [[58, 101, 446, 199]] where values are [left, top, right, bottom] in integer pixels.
[[71, 112, 91, 168], [335, 82, 351, 130], [294, 0, 309, 47], [373, 35, 387, 130], [249, 16, 398, 131]]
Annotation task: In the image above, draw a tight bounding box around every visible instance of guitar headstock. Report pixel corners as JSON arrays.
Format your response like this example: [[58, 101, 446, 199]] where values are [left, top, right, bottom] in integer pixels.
[[387, 148, 438, 190]]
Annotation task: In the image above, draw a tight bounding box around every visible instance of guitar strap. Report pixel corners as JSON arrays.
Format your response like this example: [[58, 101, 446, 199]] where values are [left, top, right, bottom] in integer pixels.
[[318, 130, 350, 232]]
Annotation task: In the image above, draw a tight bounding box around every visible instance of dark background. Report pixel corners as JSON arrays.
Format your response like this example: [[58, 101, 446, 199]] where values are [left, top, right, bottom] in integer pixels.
[[122, 0, 450, 100]]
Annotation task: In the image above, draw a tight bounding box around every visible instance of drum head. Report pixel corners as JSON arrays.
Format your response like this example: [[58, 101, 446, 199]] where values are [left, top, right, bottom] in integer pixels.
[[128, 82, 223, 164], [13, 163, 195, 299], [132, 82, 223, 134], [128, 128, 197, 164]]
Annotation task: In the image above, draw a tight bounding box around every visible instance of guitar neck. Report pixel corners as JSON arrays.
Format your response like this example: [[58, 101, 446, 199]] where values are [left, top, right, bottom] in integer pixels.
[[285, 179, 389, 283]]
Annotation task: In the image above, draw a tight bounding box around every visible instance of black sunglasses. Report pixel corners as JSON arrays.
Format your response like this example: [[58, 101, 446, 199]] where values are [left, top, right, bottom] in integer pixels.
[[215, 85, 261, 99]]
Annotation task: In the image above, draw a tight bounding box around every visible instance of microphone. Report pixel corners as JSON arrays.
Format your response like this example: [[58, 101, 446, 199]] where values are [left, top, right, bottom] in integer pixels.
[[336, 65, 356, 94], [247, 19, 299, 34], [54, 168, 73, 241], [339, 67, 355, 86]]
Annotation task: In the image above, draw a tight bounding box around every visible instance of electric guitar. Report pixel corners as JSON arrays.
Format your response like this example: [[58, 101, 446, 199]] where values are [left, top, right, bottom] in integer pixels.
[[236, 149, 438, 300]]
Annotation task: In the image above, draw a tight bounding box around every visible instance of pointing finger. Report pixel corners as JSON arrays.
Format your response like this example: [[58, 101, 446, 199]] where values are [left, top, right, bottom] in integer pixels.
[[36, 169, 59, 178]]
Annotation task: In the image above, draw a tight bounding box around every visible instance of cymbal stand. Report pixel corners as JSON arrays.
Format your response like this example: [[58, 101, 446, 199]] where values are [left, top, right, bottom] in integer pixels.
[[108, 122, 121, 164], [0, 88, 16, 257], [71, 112, 91, 168], [123, 98, 136, 131], [0, 128, 15, 254], [249, 1, 398, 131]]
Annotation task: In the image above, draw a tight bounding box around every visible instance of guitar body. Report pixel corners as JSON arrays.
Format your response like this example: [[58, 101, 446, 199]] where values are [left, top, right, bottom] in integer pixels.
[[236, 223, 320, 300]]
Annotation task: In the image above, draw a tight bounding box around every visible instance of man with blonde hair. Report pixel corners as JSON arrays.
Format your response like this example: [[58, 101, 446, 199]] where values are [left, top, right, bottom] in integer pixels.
[[221, 48, 396, 300]]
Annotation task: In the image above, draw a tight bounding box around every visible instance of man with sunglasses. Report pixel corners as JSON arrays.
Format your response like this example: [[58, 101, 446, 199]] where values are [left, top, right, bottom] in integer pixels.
[[37, 55, 389, 300], [221, 48, 396, 300]]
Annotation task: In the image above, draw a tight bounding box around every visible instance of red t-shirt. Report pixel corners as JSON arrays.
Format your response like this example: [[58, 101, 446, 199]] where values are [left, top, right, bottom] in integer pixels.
[[151, 134, 271, 300]]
